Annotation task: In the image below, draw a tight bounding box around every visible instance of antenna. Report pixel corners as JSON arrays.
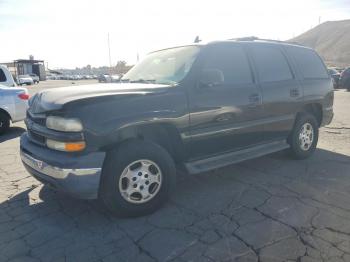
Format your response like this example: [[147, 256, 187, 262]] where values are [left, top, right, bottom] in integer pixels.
[[107, 33, 112, 75]]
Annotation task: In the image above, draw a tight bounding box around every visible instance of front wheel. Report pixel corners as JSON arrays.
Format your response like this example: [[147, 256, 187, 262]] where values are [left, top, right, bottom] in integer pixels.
[[100, 140, 176, 217], [288, 113, 319, 159]]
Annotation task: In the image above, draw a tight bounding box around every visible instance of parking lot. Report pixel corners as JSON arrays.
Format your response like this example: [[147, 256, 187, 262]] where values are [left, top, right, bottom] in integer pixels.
[[0, 81, 350, 262], [24, 79, 98, 96]]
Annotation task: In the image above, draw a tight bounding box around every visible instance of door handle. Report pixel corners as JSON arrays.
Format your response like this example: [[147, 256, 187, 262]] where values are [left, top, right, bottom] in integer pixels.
[[216, 113, 234, 122], [290, 88, 300, 97], [248, 94, 261, 107]]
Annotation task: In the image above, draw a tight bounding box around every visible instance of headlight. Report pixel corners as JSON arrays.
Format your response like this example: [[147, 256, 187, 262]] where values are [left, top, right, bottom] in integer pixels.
[[46, 116, 83, 132], [46, 139, 86, 152]]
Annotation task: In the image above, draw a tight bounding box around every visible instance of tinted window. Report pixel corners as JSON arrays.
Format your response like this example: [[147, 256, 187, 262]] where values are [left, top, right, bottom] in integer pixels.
[[0, 69, 6, 82], [287, 46, 328, 79], [251, 45, 293, 82], [203, 44, 253, 85]]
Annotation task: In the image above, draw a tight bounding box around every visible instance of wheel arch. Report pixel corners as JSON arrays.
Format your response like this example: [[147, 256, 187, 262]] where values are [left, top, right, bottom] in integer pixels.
[[104, 123, 186, 163], [299, 103, 323, 127], [0, 108, 12, 121]]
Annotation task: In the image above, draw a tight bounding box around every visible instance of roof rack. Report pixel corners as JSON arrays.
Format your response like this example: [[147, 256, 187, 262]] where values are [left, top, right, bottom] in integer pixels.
[[229, 36, 283, 42], [229, 36, 259, 41], [228, 36, 303, 46]]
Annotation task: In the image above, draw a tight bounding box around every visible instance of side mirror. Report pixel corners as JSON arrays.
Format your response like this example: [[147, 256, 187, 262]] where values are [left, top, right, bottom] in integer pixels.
[[199, 69, 224, 88]]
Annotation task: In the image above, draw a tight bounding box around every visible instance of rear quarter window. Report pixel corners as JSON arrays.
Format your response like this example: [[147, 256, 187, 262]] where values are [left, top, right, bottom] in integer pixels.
[[287, 46, 328, 79], [0, 69, 7, 82]]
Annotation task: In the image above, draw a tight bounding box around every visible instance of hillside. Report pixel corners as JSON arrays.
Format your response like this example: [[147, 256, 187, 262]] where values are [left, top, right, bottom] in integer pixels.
[[290, 20, 350, 67]]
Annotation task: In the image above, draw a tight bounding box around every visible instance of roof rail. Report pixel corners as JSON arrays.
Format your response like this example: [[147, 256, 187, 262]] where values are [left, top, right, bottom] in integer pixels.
[[229, 36, 259, 41], [229, 36, 304, 46]]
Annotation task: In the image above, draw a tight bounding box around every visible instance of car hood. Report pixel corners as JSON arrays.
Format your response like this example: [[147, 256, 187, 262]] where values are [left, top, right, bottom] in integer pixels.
[[29, 83, 172, 113]]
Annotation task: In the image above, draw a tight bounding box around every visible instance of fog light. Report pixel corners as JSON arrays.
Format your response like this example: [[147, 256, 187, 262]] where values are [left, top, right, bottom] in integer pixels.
[[46, 139, 86, 152]]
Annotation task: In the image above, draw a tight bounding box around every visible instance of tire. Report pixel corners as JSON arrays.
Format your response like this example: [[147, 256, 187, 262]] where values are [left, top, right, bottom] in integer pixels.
[[345, 79, 350, 91], [288, 113, 319, 159], [100, 139, 176, 217], [0, 112, 10, 135]]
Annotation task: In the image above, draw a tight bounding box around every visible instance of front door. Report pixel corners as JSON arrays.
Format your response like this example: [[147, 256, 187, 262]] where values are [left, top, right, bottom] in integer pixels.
[[187, 43, 264, 160]]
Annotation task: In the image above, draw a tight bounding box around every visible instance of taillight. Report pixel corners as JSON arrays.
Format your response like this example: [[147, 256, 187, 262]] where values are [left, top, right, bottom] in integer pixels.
[[18, 93, 30, 100]]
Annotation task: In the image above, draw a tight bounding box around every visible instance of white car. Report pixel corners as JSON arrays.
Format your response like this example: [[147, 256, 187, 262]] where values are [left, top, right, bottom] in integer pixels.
[[29, 73, 40, 84], [0, 65, 17, 87], [0, 85, 29, 134], [18, 75, 34, 86]]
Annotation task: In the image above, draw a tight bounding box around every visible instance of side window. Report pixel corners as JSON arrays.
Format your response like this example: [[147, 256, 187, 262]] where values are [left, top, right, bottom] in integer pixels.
[[0, 69, 7, 82], [287, 47, 328, 79], [251, 45, 293, 82], [203, 44, 253, 85]]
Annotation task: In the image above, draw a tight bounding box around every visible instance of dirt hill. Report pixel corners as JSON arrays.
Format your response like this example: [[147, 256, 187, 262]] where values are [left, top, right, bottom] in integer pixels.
[[290, 20, 350, 67]]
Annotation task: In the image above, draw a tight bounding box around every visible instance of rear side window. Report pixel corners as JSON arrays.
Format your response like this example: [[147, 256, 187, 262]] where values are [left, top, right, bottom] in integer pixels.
[[0, 69, 7, 82], [287, 46, 328, 79], [203, 44, 253, 85], [251, 45, 293, 82]]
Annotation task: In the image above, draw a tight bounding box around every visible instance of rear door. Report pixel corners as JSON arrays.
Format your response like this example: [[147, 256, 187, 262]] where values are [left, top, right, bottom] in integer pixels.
[[187, 43, 264, 159], [285, 45, 332, 106], [248, 43, 302, 141]]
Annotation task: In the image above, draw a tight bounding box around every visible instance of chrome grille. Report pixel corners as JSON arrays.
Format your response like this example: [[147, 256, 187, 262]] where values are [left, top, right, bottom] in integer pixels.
[[26, 111, 46, 126], [28, 130, 46, 146], [26, 111, 46, 146]]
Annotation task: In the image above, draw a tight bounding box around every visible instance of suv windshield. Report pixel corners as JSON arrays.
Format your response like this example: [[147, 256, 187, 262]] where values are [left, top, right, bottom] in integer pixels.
[[122, 46, 201, 85]]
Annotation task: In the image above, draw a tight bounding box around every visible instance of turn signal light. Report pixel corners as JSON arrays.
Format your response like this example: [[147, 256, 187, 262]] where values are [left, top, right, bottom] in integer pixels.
[[65, 142, 86, 152], [46, 139, 86, 152]]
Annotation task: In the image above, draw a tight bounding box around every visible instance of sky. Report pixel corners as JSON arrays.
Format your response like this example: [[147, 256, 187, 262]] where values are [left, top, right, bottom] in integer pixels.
[[0, 0, 349, 69]]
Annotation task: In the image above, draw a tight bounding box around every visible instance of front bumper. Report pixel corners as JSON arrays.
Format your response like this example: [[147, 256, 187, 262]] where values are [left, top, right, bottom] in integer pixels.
[[20, 133, 105, 199]]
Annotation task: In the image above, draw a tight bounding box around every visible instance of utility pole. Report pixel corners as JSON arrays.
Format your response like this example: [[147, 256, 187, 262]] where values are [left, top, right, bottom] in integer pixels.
[[108, 33, 112, 75], [319, 16, 321, 25]]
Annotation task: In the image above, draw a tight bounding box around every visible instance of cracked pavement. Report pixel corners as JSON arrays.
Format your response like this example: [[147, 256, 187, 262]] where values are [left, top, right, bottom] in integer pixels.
[[1, 86, 350, 262]]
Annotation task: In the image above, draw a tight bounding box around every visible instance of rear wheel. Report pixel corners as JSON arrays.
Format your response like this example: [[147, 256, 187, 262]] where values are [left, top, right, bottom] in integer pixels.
[[345, 79, 350, 91], [288, 113, 319, 159], [0, 112, 10, 135], [100, 140, 176, 217]]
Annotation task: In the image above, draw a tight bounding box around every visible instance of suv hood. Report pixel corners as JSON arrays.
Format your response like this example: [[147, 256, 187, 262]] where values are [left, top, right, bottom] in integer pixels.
[[29, 83, 171, 113]]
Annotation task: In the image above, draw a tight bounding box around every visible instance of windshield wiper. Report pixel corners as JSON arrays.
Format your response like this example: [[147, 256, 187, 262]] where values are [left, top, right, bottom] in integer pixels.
[[121, 78, 177, 85], [130, 79, 156, 84]]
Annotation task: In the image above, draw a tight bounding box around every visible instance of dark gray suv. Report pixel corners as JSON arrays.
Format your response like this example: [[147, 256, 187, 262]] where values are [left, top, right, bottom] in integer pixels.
[[20, 40, 334, 216]]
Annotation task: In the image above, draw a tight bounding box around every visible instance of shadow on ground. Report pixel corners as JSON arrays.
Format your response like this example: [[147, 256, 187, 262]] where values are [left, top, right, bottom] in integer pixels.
[[1, 148, 350, 261], [0, 127, 25, 143]]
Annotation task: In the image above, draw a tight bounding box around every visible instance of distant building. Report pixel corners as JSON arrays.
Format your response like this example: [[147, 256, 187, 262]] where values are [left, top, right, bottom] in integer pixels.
[[2, 57, 46, 81]]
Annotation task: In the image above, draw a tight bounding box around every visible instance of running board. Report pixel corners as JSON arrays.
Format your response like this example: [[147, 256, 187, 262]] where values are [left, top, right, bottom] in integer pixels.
[[185, 140, 289, 174]]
